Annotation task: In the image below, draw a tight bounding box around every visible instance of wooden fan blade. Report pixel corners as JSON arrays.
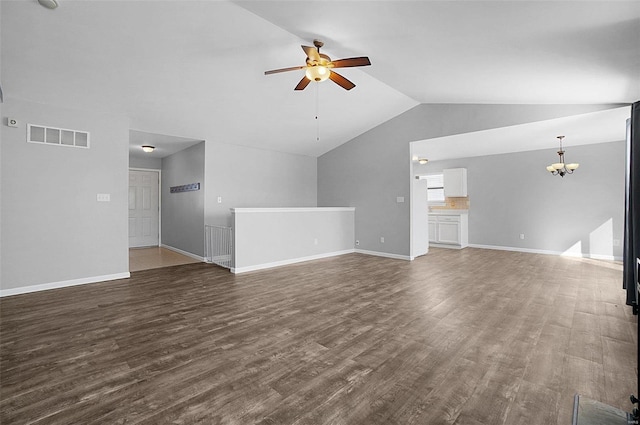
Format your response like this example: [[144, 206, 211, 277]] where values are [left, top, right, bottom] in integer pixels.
[[265, 65, 306, 75], [294, 76, 311, 91], [330, 56, 371, 68], [302, 45, 320, 63], [329, 71, 356, 90]]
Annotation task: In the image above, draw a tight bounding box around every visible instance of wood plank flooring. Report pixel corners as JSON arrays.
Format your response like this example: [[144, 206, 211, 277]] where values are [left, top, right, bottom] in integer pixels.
[[129, 247, 201, 272], [0, 248, 636, 424]]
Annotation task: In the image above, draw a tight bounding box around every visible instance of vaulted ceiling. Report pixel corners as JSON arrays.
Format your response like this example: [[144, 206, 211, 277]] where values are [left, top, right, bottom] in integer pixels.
[[2, 1, 639, 158]]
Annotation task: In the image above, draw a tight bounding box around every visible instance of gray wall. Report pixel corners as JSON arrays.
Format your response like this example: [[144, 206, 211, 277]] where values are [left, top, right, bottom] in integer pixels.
[[318, 103, 626, 257], [205, 141, 317, 226], [419, 141, 625, 259], [1, 98, 129, 291], [162, 142, 205, 257], [130, 155, 162, 170]]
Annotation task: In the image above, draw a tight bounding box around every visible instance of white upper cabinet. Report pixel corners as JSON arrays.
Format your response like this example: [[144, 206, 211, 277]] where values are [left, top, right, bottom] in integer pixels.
[[443, 168, 467, 197]]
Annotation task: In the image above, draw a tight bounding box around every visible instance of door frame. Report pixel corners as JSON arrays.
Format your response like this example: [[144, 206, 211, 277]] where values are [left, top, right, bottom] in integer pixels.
[[409, 144, 429, 259], [129, 167, 162, 247]]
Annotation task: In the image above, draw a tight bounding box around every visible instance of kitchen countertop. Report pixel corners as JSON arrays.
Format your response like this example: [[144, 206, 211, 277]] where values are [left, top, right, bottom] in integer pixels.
[[429, 209, 469, 215]]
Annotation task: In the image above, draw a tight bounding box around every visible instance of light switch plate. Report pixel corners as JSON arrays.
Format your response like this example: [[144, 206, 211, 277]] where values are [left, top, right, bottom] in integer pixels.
[[97, 193, 111, 202]]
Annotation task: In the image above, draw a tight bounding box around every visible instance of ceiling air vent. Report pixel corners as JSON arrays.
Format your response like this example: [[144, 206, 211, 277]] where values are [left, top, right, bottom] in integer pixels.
[[27, 124, 90, 149]]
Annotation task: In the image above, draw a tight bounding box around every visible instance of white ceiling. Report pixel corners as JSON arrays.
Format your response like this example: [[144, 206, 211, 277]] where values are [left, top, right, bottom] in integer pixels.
[[2, 1, 639, 158], [411, 106, 631, 162]]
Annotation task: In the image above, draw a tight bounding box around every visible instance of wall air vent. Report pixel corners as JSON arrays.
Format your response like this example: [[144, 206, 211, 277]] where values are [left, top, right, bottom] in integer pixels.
[[27, 124, 90, 149]]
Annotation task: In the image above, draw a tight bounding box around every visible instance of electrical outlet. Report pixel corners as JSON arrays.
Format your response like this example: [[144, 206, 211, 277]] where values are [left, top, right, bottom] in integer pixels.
[[380, 237, 385, 243], [519, 234, 525, 240], [217, 196, 222, 203], [355, 240, 360, 246]]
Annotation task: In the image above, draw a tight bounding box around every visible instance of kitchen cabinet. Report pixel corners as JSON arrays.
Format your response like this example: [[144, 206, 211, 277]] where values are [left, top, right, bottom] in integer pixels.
[[429, 213, 468, 249], [428, 219, 437, 244], [443, 168, 467, 197]]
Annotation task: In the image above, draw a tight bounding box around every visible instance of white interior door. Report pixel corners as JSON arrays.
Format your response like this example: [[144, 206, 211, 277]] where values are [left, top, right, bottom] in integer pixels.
[[129, 170, 159, 248]]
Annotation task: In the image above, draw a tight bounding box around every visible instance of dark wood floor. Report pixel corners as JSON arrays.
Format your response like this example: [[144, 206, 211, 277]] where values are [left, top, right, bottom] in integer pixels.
[[1, 248, 636, 424]]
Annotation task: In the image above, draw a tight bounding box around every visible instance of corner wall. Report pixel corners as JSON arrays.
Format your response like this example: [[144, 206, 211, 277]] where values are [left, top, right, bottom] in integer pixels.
[[1, 98, 130, 294], [161, 142, 205, 257]]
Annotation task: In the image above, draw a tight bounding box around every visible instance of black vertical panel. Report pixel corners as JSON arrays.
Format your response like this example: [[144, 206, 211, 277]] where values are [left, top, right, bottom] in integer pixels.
[[624, 101, 640, 307]]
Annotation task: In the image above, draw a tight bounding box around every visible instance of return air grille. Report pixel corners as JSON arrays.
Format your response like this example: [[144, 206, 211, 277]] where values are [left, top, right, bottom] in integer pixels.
[[27, 124, 90, 149]]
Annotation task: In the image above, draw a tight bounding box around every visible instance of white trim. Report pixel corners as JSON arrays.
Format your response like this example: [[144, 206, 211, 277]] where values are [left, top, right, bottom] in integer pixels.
[[468, 244, 622, 262], [231, 207, 355, 214], [0, 272, 130, 298], [161, 244, 205, 262], [586, 253, 623, 261], [231, 249, 355, 274], [355, 249, 414, 261], [429, 243, 466, 250]]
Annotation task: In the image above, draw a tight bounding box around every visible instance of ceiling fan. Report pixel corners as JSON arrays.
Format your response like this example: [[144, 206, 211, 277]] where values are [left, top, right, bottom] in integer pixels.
[[265, 40, 371, 91]]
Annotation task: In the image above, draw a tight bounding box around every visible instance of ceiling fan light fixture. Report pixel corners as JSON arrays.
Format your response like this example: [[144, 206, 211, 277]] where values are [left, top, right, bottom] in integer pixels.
[[141, 145, 155, 153], [305, 65, 330, 82], [264, 40, 370, 91]]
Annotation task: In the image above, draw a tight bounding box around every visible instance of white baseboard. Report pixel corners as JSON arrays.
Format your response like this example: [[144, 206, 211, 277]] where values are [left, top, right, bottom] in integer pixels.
[[0, 272, 131, 298], [232, 249, 355, 274], [585, 253, 623, 262], [355, 249, 414, 261], [468, 244, 622, 262], [428, 243, 467, 250], [161, 244, 205, 262]]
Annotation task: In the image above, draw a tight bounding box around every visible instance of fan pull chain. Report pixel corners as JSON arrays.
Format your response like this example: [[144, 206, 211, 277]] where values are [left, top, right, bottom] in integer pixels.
[[315, 82, 320, 142]]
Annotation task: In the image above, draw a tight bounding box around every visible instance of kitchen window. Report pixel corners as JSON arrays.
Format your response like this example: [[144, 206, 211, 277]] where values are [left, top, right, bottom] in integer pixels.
[[425, 173, 445, 204]]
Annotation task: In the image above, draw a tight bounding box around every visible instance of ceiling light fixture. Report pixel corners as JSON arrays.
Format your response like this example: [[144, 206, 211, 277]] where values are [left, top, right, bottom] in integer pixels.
[[546, 136, 579, 177], [305, 65, 330, 82], [141, 145, 155, 153], [418, 158, 429, 165], [38, 0, 59, 9]]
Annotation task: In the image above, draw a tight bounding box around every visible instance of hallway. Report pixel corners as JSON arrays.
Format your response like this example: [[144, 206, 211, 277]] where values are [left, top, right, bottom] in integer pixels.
[[129, 247, 201, 272]]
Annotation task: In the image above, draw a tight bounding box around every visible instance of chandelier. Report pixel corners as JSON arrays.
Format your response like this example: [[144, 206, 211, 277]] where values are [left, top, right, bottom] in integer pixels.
[[546, 136, 579, 177]]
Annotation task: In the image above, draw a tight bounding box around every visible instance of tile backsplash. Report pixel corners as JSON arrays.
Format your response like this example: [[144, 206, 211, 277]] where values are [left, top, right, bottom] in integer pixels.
[[431, 197, 470, 210]]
